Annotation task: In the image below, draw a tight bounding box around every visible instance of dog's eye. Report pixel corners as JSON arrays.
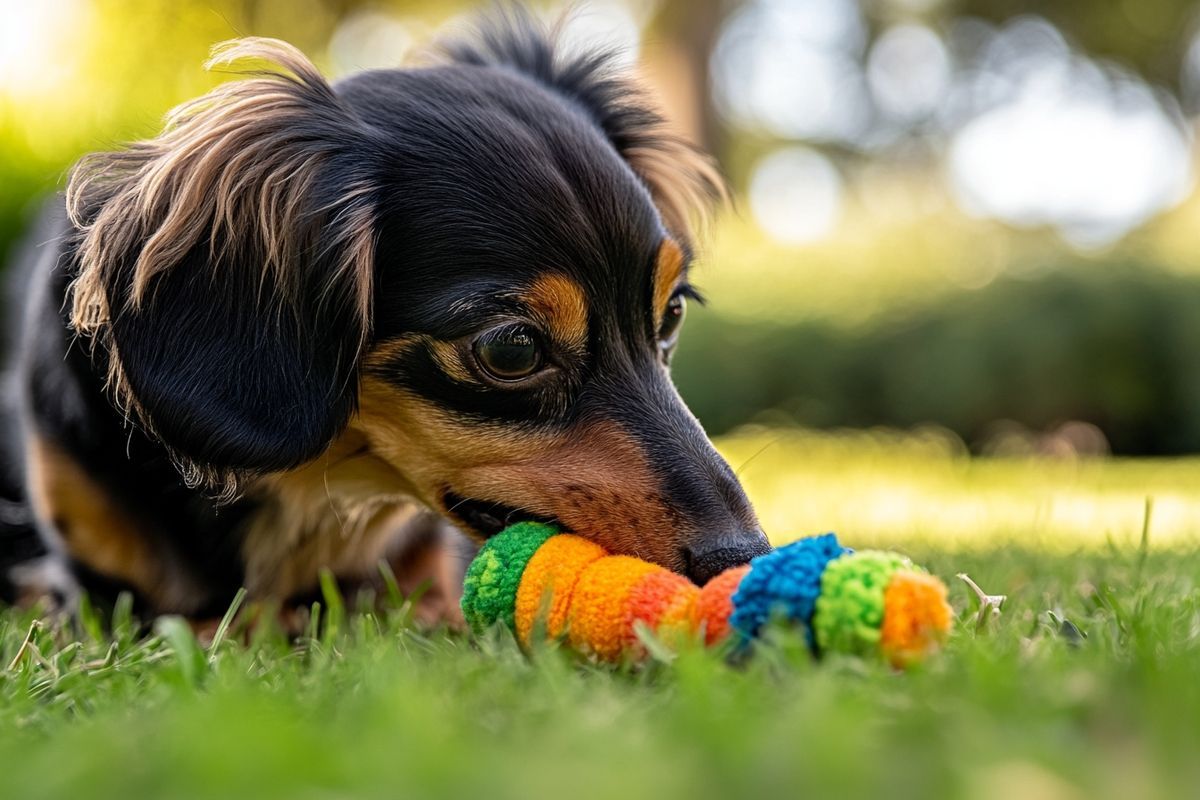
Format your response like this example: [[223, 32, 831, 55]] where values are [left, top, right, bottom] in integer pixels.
[[473, 324, 543, 381], [658, 294, 686, 350]]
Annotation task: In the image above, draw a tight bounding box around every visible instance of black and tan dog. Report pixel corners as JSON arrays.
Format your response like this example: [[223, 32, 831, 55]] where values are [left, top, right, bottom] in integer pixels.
[[0, 12, 768, 624]]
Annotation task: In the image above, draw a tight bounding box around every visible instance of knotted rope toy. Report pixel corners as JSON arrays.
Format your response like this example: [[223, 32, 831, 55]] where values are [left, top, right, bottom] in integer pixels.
[[461, 522, 953, 666]]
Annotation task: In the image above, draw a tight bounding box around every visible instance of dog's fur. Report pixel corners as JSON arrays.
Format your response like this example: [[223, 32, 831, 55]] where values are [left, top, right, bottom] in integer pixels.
[[0, 12, 768, 621]]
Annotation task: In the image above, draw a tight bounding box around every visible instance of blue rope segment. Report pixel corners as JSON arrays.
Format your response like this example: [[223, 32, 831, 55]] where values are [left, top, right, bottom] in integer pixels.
[[728, 532, 850, 643]]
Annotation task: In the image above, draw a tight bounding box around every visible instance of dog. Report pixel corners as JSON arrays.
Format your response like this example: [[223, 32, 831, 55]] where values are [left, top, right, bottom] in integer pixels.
[[0, 11, 769, 624]]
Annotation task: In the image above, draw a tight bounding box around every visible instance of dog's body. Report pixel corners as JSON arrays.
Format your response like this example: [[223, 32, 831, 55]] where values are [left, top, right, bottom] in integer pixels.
[[0, 14, 769, 621]]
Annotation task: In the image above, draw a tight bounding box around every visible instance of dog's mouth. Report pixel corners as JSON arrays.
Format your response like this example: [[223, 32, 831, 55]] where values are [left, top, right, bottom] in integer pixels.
[[441, 490, 560, 538]]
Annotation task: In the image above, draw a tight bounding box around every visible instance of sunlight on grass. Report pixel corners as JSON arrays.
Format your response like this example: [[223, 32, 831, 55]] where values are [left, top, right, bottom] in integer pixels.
[[717, 426, 1200, 550]]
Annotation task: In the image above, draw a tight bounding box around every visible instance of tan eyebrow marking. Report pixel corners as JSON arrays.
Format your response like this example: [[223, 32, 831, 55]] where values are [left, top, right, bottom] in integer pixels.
[[521, 273, 589, 353], [362, 335, 421, 369], [364, 334, 475, 385], [652, 238, 686, 326]]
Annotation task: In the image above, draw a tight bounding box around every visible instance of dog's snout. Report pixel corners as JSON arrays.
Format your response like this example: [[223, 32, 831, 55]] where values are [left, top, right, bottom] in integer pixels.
[[683, 530, 772, 585]]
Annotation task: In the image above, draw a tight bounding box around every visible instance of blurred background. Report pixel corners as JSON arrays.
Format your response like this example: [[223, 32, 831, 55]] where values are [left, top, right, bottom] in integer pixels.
[[4, 0, 1200, 466]]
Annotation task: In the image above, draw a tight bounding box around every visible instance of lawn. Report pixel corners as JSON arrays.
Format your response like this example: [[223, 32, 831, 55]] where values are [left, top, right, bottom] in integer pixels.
[[2, 430, 1198, 800]]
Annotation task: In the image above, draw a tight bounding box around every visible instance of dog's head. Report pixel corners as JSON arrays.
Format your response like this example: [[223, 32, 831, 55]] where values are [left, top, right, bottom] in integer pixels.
[[65, 14, 768, 582]]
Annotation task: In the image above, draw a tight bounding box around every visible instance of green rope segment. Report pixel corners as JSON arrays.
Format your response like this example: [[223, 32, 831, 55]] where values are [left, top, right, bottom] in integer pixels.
[[812, 551, 912, 656], [460, 521, 559, 634]]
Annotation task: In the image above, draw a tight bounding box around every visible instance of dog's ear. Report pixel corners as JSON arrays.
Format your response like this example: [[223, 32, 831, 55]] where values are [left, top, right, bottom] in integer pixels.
[[66, 38, 379, 493], [443, 9, 727, 244]]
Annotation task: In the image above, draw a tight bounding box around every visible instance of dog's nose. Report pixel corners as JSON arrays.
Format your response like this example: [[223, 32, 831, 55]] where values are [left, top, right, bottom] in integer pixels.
[[683, 530, 772, 585]]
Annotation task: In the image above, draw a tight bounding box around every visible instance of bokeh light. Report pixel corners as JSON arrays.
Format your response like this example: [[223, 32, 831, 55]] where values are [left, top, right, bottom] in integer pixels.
[[711, 0, 871, 143], [947, 18, 1193, 249], [0, 0, 89, 100], [748, 147, 844, 244], [328, 10, 415, 76], [866, 24, 951, 122]]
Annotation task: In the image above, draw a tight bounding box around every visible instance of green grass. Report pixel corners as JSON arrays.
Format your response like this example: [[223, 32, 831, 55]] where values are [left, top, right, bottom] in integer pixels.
[[3, 432, 1200, 800]]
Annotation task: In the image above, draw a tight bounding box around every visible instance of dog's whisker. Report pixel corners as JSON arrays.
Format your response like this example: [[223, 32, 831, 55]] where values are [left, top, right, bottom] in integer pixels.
[[734, 436, 783, 479]]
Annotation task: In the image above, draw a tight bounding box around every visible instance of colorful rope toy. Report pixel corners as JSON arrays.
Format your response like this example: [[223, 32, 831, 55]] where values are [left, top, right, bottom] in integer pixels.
[[460, 522, 953, 666]]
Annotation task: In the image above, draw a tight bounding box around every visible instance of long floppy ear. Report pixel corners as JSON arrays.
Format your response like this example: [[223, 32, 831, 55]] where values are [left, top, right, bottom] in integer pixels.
[[66, 38, 379, 494], [442, 8, 727, 244]]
